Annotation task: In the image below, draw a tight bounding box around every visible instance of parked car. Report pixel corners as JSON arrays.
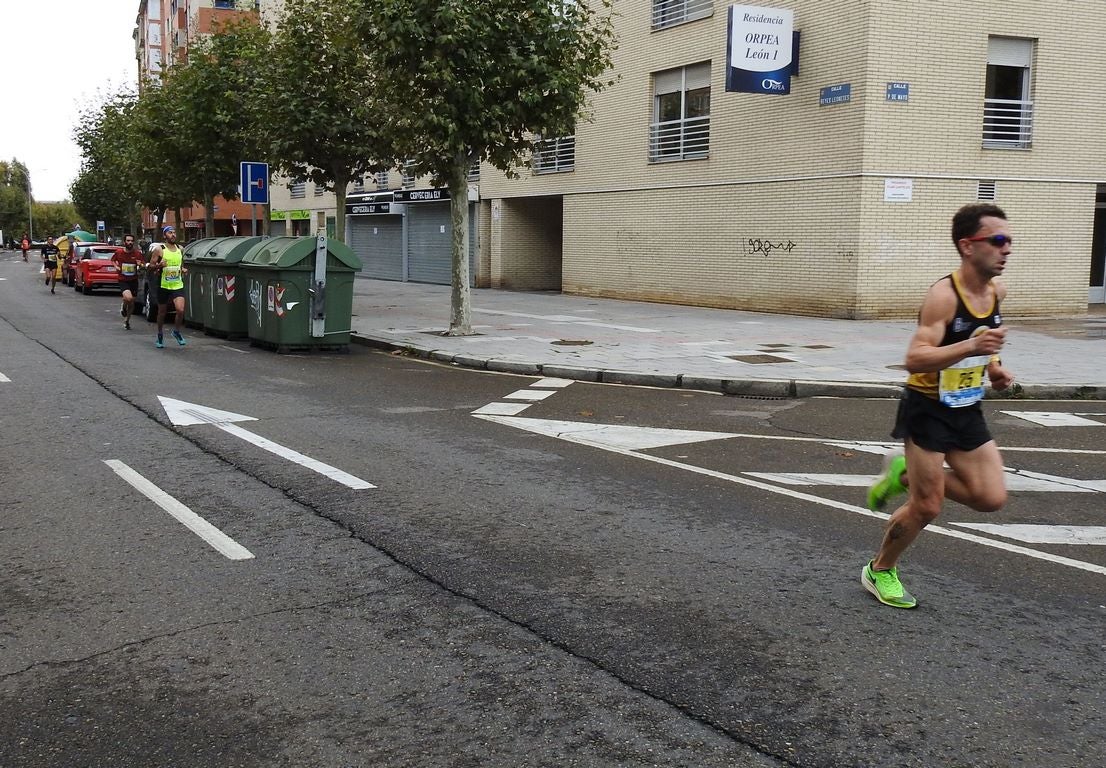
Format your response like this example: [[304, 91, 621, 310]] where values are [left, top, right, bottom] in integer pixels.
[[72, 244, 126, 295], [64, 242, 111, 286]]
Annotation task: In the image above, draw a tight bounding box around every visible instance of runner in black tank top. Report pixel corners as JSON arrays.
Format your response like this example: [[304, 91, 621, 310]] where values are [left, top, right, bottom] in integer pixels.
[[861, 204, 1016, 609]]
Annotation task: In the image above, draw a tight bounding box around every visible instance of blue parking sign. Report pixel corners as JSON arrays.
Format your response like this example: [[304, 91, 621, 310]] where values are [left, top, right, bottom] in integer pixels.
[[240, 162, 269, 204]]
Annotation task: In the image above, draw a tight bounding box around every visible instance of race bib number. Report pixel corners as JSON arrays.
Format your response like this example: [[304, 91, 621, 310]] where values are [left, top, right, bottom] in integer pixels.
[[164, 267, 181, 281], [121, 263, 137, 276], [938, 355, 989, 407]]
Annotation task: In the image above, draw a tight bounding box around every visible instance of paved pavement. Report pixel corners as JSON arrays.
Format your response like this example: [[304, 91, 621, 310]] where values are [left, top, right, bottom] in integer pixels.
[[349, 278, 1106, 399]]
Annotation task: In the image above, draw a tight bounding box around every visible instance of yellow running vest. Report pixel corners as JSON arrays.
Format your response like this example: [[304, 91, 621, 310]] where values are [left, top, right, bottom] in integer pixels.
[[159, 245, 184, 290]]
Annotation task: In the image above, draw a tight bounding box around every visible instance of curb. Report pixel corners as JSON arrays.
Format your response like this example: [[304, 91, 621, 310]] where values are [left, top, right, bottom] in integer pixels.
[[350, 334, 1103, 400]]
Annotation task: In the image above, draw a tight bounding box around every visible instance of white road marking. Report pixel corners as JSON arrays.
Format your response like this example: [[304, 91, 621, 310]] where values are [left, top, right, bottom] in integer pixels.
[[104, 460, 254, 560], [1002, 411, 1105, 427], [479, 416, 737, 450], [951, 524, 1106, 546], [531, 378, 574, 388], [745, 471, 1098, 493], [476, 415, 1106, 576], [159, 396, 375, 490], [503, 389, 556, 401], [215, 422, 375, 489], [0, 372, 10, 383], [472, 402, 532, 416]]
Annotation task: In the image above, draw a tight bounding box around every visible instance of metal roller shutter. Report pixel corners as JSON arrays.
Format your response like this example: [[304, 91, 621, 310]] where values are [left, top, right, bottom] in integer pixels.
[[349, 215, 403, 281], [406, 202, 475, 285]]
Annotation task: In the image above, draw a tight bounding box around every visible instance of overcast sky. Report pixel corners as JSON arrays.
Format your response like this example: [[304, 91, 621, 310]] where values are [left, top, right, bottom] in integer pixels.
[[1, 1, 139, 200]]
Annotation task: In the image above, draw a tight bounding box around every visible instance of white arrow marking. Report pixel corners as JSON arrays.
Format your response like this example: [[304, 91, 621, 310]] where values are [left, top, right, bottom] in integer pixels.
[[0, 372, 10, 383], [476, 415, 1106, 575], [745, 471, 1100, 493], [105, 460, 254, 560], [159, 397, 375, 490], [504, 389, 556, 401], [950, 524, 1106, 546], [1002, 411, 1104, 427]]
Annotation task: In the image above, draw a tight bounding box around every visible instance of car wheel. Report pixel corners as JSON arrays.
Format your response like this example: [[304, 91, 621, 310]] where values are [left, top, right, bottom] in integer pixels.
[[144, 290, 157, 322], [81, 279, 92, 295]]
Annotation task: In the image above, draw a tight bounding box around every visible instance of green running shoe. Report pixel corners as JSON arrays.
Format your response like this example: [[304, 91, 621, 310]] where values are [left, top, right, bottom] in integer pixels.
[[867, 451, 907, 511], [861, 561, 917, 608]]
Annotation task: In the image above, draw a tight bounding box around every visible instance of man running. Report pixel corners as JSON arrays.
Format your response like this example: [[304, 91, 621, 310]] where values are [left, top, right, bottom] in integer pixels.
[[147, 226, 188, 348], [862, 202, 1016, 609], [21, 233, 30, 262], [112, 234, 144, 330], [41, 237, 59, 293]]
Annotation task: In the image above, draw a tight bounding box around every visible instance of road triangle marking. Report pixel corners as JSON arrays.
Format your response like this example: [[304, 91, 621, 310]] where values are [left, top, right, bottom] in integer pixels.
[[950, 524, 1106, 545], [474, 415, 738, 450], [158, 396, 258, 427], [745, 471, 1100, 493], [1001, 411, 1105, 427]]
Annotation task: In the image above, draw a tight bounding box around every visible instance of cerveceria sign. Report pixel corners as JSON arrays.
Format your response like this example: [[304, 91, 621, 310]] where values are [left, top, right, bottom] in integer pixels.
[[346, 191, 395, 216], [393, 188, 450, 203]]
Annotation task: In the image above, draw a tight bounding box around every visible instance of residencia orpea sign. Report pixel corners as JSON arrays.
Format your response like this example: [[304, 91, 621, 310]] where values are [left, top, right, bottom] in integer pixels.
[[726, 4, 795, 95]]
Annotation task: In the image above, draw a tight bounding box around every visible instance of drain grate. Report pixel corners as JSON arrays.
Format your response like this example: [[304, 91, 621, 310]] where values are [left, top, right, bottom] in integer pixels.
[[551, 339, 593, 346]]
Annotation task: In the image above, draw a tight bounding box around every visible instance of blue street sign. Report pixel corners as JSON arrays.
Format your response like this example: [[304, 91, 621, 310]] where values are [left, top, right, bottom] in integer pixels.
[[240, 161, 269, 205], [886, 82, 910, 102]]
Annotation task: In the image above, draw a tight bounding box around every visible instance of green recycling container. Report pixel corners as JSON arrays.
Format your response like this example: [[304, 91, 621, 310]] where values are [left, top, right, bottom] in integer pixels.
[[192, 236, 263, 338], [239, 236, 362, 353], [182, 237, 219, 329]]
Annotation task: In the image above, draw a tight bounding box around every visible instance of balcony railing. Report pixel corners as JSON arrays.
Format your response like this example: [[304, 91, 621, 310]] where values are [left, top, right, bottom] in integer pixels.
[[982, 98, 1033, 149], [649, 115, 710, 162], [533, 136, 576, 173], [652, 0, 713, 30]]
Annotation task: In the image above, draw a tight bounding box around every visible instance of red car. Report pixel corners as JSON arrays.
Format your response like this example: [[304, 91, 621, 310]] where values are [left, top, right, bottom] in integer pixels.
[[72, 244, 126, 295]]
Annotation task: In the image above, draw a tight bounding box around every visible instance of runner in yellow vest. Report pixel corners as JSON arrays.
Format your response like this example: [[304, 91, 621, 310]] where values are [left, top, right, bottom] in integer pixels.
[[147, 225, 188, 348]]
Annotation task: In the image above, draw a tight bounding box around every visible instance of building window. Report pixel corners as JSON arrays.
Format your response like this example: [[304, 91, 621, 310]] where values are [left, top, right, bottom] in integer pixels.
[[374, 171, 389, 190], [352, 176, 365, 193], [467, 160, 481, 183], [532, 136, 576, 173], [652, 0, 713, 31], [401, 161, 417, 189], [314, 182, 326, 197], [214, 0, 237, 9], [650, 62, 711, 162], [289, 181, 305, 198], [983, 37, 1034, 149]]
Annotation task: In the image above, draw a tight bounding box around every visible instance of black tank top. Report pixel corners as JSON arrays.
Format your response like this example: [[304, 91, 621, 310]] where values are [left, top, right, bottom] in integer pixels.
[[906, 272, 1001, 396]]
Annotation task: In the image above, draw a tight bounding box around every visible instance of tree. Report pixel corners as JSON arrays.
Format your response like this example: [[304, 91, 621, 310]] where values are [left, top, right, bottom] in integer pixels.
[[71, 91, 141, 234], [264, 0, 396, 242], [358, 0, 616, 334], [129, 79, 198, 236], [160, 21, 271, 236], [0, 159, 33, 241], [32, 201, 84, 239]]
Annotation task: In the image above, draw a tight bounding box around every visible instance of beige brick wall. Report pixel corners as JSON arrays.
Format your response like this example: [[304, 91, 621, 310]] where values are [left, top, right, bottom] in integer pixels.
[[563, 177, 862, 316], [489, 198, 563, 290]]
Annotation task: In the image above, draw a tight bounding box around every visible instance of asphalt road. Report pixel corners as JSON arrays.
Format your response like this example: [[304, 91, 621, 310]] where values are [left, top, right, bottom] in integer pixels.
[[1, 252, 1103, 767]]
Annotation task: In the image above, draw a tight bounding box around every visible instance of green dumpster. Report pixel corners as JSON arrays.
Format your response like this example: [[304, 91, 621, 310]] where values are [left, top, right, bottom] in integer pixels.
[[182, 237, 219, 329], [192, 236, 263, 338], [240, 235, 362, 353]]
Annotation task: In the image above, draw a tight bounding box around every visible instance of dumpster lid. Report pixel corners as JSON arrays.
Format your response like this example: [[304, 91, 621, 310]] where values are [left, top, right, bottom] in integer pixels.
[[240, 236, 362, 270], [196, 236, 264, 264], [182, 237, 219, 258]]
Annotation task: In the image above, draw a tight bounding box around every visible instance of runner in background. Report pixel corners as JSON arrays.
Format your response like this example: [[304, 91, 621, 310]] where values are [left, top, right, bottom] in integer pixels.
[[112, 234, 144, 330], [41, 237, 59, 294]]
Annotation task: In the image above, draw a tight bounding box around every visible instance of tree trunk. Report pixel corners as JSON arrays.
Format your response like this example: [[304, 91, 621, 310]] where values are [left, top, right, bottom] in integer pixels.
[[445, 150, 472, 336], [332, 168, 349, 242]]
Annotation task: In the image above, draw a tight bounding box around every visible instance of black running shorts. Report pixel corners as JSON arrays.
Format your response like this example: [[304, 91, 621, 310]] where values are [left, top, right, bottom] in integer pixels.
[[891, 387, 993, 453], [121, 279, 140, 296], [157, 286, 185, 304]]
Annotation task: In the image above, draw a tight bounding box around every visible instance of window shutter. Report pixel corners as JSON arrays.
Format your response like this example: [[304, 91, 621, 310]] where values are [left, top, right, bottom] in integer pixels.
[[988, 37, 1033, 67], [977, 180, 997, 201], [685, 62, 711, 90]]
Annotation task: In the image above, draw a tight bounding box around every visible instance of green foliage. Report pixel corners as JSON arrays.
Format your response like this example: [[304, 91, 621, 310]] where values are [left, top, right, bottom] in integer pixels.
[[70, 91, 139, 231], [0, 159, 32, 239], [264, 0, 398, 240], [358, 0, 617, 180], [33, 201, 84, 239]]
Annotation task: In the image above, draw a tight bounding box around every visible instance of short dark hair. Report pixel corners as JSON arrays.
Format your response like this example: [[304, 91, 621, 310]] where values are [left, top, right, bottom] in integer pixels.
[[952, 203, 1006, 249]]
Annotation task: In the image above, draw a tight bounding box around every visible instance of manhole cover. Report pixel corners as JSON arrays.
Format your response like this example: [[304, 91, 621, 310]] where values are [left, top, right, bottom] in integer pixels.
[[727, 354, 792, 364], [551, 339, 593, 346]]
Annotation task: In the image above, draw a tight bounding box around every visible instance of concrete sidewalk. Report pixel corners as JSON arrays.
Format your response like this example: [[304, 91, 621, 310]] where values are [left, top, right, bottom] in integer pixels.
[[348, 279, 1102, 399]]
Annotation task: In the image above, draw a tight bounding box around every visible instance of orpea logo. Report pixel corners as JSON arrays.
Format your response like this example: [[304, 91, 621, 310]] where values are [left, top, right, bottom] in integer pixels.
[[761, 79, 786, 91]]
